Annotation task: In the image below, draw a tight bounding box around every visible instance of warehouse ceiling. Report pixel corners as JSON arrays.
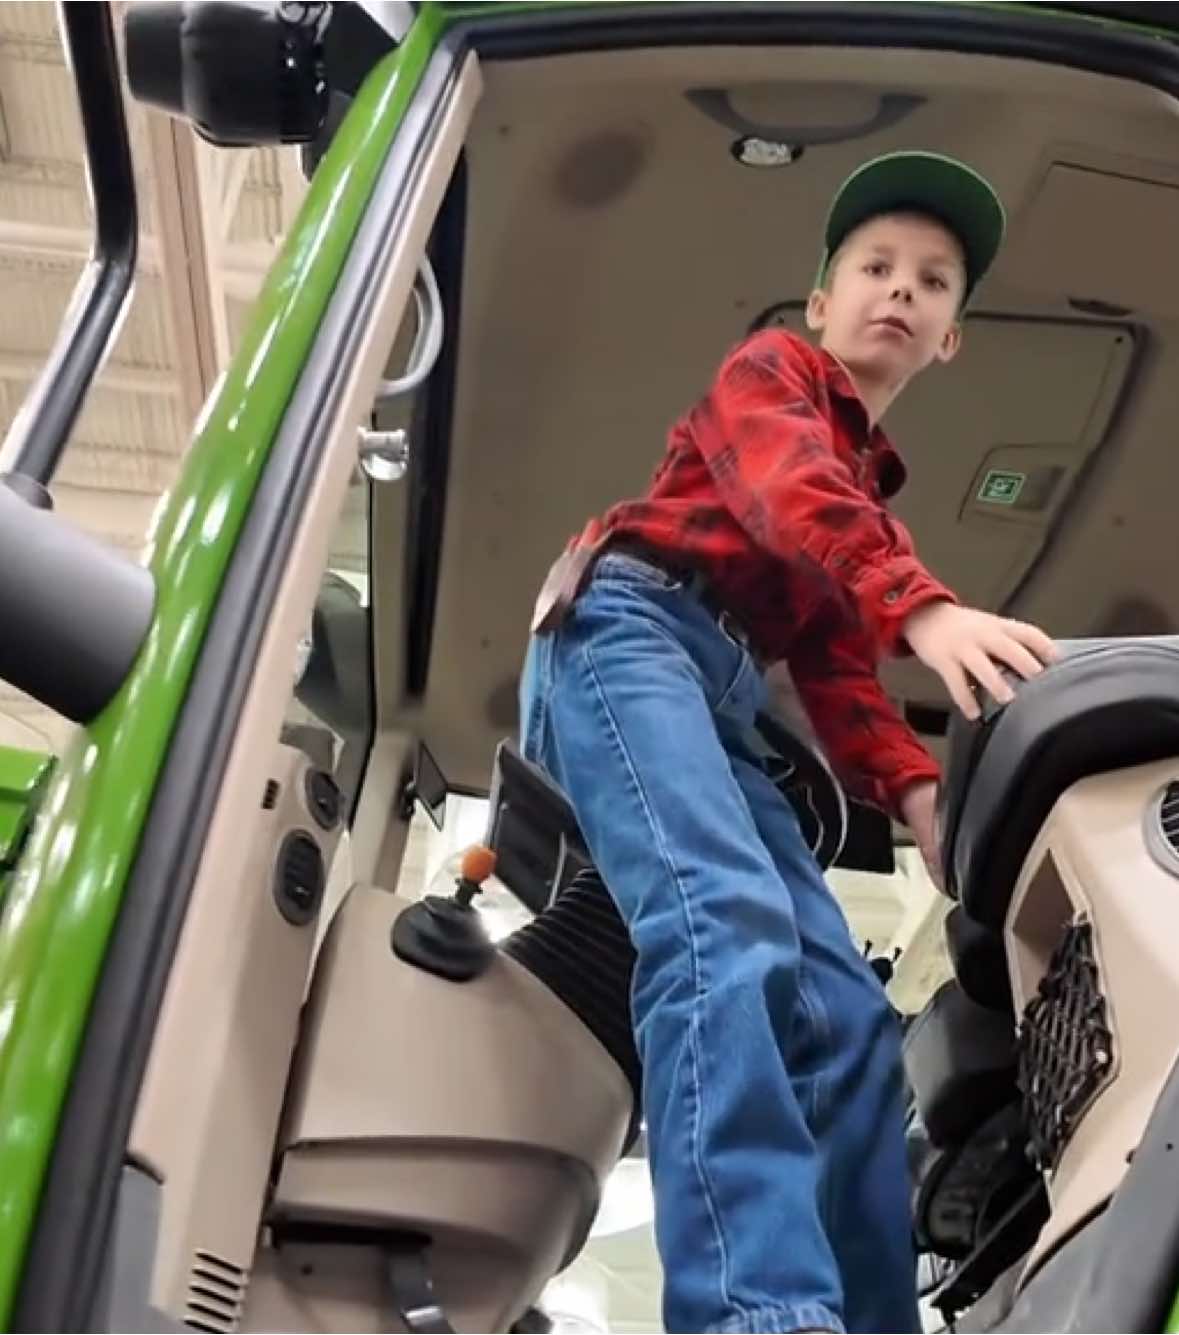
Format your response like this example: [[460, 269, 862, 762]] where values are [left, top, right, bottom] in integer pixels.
[[0, 1, 307, 753]]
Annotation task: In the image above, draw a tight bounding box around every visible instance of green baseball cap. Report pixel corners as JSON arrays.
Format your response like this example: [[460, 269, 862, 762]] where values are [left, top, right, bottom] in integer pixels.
[[819, 151, 1006, 302]]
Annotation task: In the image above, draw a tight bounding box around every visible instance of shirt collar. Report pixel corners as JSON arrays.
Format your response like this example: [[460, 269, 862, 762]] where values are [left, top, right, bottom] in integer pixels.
[[818, 348, 908, 500]]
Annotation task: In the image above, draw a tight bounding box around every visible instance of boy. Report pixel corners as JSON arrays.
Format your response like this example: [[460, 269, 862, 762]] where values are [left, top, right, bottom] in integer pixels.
[[519, 152, 1055, 1333]]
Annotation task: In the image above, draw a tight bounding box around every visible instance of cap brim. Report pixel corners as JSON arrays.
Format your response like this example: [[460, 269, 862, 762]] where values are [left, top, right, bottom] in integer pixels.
[[822, 152, 1006, 302]]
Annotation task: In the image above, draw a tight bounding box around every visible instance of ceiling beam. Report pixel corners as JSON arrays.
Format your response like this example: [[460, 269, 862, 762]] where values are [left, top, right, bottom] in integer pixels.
[[0, 352, 178, 398], [0, 217, 162, 266], [219, 150, 254, 237], [0, 216, 268, 301], [278, 147, 309, 236], [144, 113, 234, 424]]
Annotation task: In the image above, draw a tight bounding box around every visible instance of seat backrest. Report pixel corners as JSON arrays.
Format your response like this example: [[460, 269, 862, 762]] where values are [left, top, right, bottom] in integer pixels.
[[485, 740, 592, 913], [938, 635, 1179, 926], [945, 904, 1012, 1013]]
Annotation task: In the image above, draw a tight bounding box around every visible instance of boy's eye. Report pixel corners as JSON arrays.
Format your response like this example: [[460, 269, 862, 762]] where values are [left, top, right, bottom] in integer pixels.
[[865, 260, 890, 277], [924, 273, 949, 291]]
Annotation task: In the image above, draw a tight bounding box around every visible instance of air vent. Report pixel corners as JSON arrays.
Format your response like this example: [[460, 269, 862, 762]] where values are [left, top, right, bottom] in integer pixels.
[[1146, 781, 1179, 874], [273, 830, 325, 926], [184, 1250, 246, 1332], [1160, 782, 1179, 852], [304, 768, 341, 830]]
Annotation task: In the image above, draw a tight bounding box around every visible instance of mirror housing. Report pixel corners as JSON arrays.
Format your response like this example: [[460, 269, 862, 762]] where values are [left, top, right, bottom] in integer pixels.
[[124, 2, 330, 148]]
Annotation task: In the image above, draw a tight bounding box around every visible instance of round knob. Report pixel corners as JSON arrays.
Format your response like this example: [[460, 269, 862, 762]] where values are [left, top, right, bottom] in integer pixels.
[[460, 845, 497, 885]]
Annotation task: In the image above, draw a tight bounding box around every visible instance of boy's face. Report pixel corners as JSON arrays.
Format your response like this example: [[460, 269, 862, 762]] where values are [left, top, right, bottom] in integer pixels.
[[806, 212, 965, 385]]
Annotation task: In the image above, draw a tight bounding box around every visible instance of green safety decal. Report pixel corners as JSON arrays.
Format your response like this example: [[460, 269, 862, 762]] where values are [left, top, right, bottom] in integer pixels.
[[977, 469, 1026, 505]]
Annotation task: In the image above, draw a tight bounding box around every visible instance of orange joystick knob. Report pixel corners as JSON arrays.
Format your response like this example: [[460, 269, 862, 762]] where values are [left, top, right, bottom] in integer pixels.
[[453, 845, 497, 906], [460, 845, 497, 885]]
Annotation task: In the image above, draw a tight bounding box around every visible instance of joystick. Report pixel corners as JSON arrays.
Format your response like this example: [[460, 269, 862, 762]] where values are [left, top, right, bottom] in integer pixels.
[[391, 846, 499, 981]]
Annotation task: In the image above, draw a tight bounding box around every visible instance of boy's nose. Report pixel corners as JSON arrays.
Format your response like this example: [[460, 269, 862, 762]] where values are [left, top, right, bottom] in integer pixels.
[[890, 284, 914, 304]]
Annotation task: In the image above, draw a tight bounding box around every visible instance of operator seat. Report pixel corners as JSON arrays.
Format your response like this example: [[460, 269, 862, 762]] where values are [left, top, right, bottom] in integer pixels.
[[906, 635, 1179, 1296], [939, 635, 1179, 926]]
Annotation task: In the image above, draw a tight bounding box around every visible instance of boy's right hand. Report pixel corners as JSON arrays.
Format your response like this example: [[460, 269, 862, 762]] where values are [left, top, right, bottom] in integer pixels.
[[902, 601, 1057, 721]]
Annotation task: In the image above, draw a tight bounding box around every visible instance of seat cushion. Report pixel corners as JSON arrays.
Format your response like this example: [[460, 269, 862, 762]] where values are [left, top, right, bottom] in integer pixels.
[[938, 636, 1179, 928], [903, 980, 1017, 1148], [946, 905, 1013, 1013]]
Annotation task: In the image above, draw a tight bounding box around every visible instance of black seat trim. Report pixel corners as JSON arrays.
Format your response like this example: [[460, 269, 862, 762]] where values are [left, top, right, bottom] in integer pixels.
[[486, 740, 591, 914], [903, 980, 1017, 1149], [945, 905, 1012, 1013], [501, 866, 640, 1107], [938, 638, 1179, 928]]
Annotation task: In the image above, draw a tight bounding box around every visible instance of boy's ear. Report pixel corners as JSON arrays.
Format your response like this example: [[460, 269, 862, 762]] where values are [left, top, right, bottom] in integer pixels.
[[936, 321, 962, 364], [805, 288, 827, 332]]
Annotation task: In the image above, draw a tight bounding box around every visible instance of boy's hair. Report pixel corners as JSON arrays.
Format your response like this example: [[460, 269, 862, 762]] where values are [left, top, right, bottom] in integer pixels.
[[818, 152, 1005, 306]]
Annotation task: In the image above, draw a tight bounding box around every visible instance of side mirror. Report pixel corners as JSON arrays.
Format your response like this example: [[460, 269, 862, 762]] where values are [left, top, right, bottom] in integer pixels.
[[124, 2, 329, 147], [0, 480, 155, 724], [401, 741, 448, 832], [294, 572, 370, 738]]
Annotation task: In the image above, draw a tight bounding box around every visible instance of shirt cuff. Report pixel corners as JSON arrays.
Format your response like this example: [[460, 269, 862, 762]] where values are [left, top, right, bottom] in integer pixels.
[[855, 560, 958, 656], [883, 754, 942, 821]]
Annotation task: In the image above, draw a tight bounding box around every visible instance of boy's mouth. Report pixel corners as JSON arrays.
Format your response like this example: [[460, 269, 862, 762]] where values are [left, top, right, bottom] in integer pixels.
[[872, 315, 913, 337]]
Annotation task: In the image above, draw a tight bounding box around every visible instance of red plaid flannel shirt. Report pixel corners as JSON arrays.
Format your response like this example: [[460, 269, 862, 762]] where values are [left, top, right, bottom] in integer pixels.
[[574, 328, 956, 817]]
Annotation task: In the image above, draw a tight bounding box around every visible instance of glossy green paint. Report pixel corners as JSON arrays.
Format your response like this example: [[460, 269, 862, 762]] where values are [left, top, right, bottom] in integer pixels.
[[0, 8, 447, 1323], [0, 748, 53, 867], [434, 0, 1179, 42], [0, 748, 53, 908]]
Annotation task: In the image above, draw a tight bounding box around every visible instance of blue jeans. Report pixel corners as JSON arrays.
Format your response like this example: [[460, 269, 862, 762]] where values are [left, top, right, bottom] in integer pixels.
[[519, 554, 919, 1334]]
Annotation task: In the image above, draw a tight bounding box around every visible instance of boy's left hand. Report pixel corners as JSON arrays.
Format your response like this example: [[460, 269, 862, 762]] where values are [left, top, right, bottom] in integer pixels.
[[898, 779, 944, 891]]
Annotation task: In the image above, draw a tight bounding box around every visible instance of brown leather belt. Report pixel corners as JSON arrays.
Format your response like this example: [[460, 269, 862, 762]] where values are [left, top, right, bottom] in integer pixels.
[[607, 539, 735, 620], [531, 534, 747, 643]]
